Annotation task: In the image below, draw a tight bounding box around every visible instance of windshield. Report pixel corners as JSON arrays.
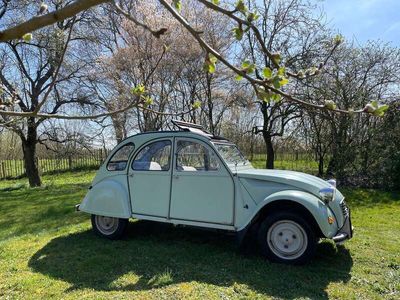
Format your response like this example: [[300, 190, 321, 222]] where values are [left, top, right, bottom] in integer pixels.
[[213, 142, 250, 166]]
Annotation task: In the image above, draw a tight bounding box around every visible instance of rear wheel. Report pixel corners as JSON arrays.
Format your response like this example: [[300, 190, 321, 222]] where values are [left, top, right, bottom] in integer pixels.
[[91, 215, 128, 240], [257, 211, 316, 264]]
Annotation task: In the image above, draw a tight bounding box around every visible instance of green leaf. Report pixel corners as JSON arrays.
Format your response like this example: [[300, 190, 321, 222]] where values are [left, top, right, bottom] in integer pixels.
[[203, 53, 217, 74], [371, 100, 379, 109], [235, 0, 247, 13], [22, 33, 32, 42], [203, 62, 216, 74], [192, 101, 202, 109], [279, 77, 289, 86], [271, 53, 281, 65], [271, 93, 282, 103], [241, 60, 251, 68], [333, 34, 344, 45], [172, 0, 182, 11], [235, 74, 243, 81], [233, 27, 243, 40], [247, 12, 259, 22], [211, 0, 220, 4], [256, 88, 272, 103], [272, 76, 281, 89], [130, 84, 146, 95], [209, 54, 218, 64], [277, 67, 285, 76], [241, 60, 255, 74], [324, 100, 337, 110], [372, 104, 389, 117], [143, 96, 153, 107], [262, 67, 272, 79]]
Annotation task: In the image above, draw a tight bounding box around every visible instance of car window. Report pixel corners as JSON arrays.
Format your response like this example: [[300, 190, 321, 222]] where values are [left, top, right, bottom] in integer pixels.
[[107, 143, 135, 171], [176, 140, 220, 171], [132, 140, 171, 171]]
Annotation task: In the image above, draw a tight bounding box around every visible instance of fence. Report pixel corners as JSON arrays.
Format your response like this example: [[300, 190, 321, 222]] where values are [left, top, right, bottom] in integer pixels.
[[0, 149, 325, 180], [0, 149, 108, 180]]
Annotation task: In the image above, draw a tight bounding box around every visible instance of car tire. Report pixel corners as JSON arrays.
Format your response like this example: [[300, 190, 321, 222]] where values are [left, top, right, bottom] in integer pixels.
[[257, 211, 316, 265], [91, 214, 128, 240]]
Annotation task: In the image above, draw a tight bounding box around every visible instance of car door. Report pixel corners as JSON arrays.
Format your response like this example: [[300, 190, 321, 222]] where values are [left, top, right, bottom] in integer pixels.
[[169, 138, 235, 225], [128, 139, 173, 218]]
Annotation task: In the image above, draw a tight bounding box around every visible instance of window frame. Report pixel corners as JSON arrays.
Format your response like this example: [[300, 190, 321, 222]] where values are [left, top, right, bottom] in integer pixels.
[[174, 138, 221, 172], [131, 139, 173, 172], [106, 142, 135, 172]]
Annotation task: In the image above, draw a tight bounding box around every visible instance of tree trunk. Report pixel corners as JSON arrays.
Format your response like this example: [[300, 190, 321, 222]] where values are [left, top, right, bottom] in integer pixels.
[[22, 141, 41, 187], [263, 132, 274, 169], [111, 115, 126, 143], [318, 155, 324, 177], [21, 120, 41, 187]]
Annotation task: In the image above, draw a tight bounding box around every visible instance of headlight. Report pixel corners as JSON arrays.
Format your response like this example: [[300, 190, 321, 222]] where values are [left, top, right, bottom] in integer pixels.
[[327, 179, 336, 188], [319, 186, 335, 203]]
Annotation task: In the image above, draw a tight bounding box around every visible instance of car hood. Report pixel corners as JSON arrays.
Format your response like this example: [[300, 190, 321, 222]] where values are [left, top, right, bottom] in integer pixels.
[[237, 168, 337, 199]]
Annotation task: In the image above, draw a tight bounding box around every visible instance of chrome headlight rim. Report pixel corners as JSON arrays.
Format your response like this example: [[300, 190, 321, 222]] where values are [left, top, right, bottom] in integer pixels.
[[319, 186, 335, 203]]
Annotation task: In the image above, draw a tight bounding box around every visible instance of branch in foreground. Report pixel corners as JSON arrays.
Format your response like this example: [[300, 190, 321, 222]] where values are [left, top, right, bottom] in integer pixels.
[[0, 0, 109, 42], [0, 97, 198, 120], [159, 0, 387, 116]]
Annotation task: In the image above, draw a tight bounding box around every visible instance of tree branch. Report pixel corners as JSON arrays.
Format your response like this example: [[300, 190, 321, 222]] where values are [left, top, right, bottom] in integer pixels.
[[0, 0, 109, 42]]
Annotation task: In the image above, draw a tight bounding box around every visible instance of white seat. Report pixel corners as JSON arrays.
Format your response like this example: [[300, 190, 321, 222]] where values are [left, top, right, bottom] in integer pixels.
[[149, 161, 162, 170], [181, 165, 197, 171]]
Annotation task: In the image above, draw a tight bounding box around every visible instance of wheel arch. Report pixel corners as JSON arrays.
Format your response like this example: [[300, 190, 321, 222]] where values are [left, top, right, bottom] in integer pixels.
[[79, 177, 131, 219], [252, 200, 323, 238], [237, 190, 337, 246]]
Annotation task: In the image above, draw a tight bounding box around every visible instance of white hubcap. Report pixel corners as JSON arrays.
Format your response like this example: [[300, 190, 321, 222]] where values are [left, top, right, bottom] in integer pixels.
[[267, 220, 308, 260], [95, 216, 119, 235]]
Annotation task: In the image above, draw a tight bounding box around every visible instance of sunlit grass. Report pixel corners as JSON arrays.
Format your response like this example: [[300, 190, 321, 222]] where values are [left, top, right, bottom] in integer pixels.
[[0, 170, 399, 299]]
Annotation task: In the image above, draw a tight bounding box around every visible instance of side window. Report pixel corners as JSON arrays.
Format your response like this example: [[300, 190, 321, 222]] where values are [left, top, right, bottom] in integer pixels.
[[176, 140, 220, 171], [132, 140, 171, 171], [107, 143, 135, 171]]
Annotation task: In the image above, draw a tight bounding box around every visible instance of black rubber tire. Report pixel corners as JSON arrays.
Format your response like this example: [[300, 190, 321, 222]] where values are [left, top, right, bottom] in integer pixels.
[[257, 211, 317, 265], [91, 214, 128, 240]]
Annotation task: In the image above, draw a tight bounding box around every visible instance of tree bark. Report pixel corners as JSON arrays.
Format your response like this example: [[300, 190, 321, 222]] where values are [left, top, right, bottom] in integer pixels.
[[21, 120, 41, 187], [263, 132, 274, 169], [318, 155, 324, 177]]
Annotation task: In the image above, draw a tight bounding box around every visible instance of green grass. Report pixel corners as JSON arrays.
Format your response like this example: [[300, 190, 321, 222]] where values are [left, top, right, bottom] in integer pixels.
[[0, 170, 399, 299], [250, 154, 323, 174]]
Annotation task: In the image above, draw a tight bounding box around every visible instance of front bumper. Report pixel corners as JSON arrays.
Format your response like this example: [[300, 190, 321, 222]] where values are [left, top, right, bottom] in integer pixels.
[[332, 203, 353, 244]]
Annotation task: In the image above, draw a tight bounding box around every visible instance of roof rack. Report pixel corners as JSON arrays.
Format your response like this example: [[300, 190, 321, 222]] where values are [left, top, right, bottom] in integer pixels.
[[171, 119, 213, 137]]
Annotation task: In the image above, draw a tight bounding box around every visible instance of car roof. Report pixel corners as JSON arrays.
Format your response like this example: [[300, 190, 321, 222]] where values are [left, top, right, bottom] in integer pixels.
[[118, 130, 229, 146]]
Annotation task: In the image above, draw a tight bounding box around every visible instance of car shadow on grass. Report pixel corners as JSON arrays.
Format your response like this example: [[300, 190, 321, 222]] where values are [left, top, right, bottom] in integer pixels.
[[29, 220, 353, 299]]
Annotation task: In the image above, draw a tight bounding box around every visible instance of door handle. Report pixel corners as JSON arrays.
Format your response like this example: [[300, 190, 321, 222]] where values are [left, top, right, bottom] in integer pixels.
[[173, 175, 179, 179], [129, 173, 134, 178]]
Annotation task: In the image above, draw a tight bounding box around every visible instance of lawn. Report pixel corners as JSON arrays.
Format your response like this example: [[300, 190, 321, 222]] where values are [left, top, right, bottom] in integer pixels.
[[0, 171, 399, 299]]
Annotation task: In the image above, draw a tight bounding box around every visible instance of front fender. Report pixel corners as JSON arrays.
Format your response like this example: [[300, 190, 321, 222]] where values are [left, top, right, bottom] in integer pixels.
[[238, 190, 338, 238], [79, 177, 131, 219]]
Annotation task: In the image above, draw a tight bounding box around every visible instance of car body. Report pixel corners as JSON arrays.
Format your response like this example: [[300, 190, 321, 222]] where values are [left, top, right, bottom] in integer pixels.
[[77, 120, 353, 264]]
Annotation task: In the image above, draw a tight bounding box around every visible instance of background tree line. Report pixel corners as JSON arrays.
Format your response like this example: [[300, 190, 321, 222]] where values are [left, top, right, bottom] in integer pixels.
[[0, 0, 399, 189]]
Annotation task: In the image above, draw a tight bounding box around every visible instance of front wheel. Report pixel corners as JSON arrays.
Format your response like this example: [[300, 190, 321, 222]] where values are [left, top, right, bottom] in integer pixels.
[[91, 215, 128, 240], [257, 211, 316, 264]]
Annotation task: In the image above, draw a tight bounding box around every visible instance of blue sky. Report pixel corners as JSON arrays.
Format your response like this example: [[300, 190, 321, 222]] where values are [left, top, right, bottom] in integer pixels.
[[322, 0, 400, 45]]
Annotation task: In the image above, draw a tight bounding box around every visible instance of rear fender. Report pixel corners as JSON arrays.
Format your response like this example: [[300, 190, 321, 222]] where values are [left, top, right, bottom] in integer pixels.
[[79, 178, 131, 218]]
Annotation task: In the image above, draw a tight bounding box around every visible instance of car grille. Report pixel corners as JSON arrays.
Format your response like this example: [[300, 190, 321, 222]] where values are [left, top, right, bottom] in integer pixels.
[[340, 199, 349, 217]]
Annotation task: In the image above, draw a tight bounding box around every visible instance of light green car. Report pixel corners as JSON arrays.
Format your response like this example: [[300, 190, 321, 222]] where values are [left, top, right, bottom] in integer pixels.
[[76, 120, 352, 264]]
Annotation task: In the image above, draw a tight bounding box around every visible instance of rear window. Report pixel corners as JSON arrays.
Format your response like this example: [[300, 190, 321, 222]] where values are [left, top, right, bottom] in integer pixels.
[[107, 143, 135, 171]]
